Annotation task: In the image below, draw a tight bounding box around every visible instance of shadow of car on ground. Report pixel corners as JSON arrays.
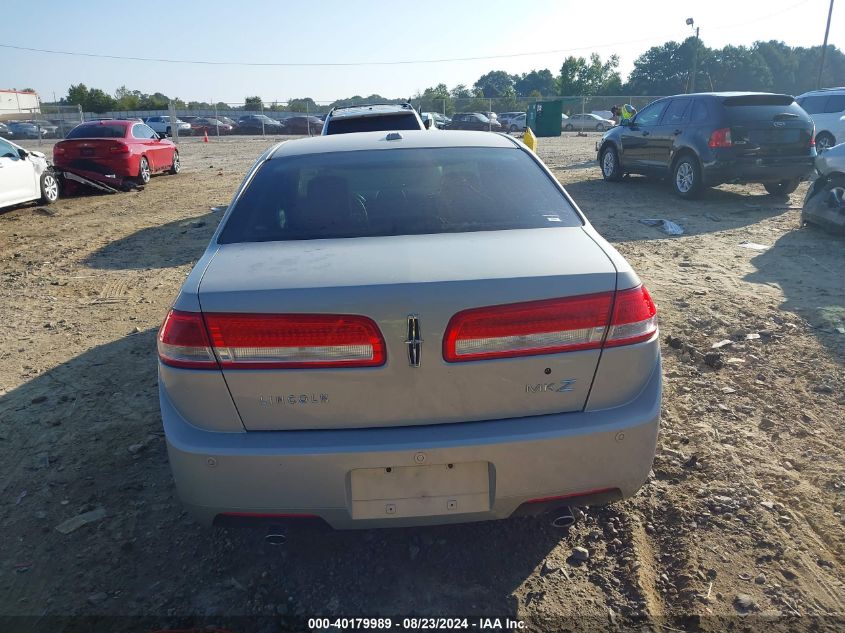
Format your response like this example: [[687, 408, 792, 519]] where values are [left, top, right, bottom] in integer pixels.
[[0, 329, 586, 623], [563, 176, 800, 242], [84, 212, 218, 270], [744, 226, 845, 362]]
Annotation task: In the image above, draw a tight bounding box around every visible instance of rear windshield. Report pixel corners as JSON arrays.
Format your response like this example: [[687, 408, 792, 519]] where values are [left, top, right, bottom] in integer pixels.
[[66, 124, 126, 139], [720, 95, 806, 123], [326, 113, 421, 135], [218, 147, 581, 244]]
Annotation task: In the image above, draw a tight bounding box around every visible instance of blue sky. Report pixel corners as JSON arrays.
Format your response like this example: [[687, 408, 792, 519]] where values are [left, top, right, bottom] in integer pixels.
[[0, 0, 835, 104]]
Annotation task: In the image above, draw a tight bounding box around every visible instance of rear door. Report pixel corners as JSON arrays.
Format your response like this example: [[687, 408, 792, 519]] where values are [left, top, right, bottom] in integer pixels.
[[721, 94, 814, 158]]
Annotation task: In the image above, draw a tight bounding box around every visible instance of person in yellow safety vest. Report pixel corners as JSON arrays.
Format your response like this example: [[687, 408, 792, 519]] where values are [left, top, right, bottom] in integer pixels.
[[611, 104, 637, 126]]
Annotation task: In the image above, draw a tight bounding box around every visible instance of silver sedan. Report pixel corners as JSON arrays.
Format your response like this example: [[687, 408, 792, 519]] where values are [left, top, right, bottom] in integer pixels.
[[158, 130, 661, 530], [563, 113, 616, 132]]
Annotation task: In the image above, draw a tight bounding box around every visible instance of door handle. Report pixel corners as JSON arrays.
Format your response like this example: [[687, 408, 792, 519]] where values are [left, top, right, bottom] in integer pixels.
[[641, 131, 650, 136], [673, 129, 682, 135]]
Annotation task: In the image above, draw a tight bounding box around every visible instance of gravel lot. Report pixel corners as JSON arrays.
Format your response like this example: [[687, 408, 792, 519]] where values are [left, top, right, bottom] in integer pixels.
[[1, 133, 843, 631]]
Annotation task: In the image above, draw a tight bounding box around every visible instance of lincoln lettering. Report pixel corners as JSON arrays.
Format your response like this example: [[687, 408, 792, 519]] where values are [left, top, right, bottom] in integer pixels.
[[259, 394, 329, 406]]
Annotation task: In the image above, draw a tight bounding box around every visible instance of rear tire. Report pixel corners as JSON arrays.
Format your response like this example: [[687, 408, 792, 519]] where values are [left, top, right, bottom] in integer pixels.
[[671, 154, 702, 199], [815, 132, 835, 152], [137, 156, 151, 185], [39, 171, 59, 204], [596, 123, 605, 132], [764, 179, 800, 196], [565, 123, 574, 131], [600, 145, 623, 182], [169, 150, 180, 175]]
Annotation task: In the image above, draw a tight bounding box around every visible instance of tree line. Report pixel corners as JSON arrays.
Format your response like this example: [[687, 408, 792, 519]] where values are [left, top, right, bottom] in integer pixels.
[[56, 39, 844, 114]]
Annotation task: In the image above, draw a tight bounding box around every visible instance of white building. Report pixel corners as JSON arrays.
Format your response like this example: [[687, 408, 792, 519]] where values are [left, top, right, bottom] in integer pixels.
[[0, 89, 40, 118]]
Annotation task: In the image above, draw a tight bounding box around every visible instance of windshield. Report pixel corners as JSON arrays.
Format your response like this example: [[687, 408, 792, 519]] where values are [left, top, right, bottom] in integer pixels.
[[218, 147, 581, 244]]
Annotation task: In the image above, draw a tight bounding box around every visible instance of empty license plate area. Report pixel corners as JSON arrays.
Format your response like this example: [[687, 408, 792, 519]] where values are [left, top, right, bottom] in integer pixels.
[[350, 462, 491, 520]]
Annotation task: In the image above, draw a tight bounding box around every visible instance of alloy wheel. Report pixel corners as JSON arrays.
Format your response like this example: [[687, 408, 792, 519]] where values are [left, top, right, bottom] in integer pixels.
[[675, 162, 694, 193], [43, 174, 59, 201]]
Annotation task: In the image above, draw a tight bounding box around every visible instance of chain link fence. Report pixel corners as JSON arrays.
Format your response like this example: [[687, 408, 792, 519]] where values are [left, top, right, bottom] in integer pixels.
[[1, 103, 83, 144], [62, 95, 665, 140]]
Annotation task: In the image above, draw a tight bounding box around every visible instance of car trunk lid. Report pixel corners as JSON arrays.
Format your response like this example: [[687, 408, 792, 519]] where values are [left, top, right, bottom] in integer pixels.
[[54, 138, 126, 161], [197, 228, 618, 430]]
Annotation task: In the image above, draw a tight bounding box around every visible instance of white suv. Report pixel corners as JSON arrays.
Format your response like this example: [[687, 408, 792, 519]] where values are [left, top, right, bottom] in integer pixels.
[[797, 88, 845, 151]]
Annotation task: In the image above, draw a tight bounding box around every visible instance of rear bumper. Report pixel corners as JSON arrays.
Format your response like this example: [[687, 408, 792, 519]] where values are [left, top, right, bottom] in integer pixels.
[[162, 360, 661, 529], [53, 156, 136, 177], [703, 155, 815, 185]]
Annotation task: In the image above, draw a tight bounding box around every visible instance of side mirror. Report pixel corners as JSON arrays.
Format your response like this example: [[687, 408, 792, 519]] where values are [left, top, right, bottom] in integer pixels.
[[424, 118, 432, 129], [17, 148, 27, 159]]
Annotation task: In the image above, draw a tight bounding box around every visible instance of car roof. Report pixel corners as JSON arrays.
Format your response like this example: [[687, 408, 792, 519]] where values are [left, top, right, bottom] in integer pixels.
[[328, 103, 415, 119], [269, 129, 517, 159], [670, 91, 794, 100], [78, 119, 133, 126], [797, 87, 845, 97]]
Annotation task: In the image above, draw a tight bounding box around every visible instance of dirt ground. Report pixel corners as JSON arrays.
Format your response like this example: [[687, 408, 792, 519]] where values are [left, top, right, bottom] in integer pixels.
[[1, 133, 843, 632]]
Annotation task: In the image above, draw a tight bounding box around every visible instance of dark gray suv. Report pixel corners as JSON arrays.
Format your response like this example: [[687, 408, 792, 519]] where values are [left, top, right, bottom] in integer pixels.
[[597, 92, 817, 198]]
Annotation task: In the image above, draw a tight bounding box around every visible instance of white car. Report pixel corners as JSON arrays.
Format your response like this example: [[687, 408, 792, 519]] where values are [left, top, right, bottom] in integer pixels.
[[797, 88, 845, 151], [144, 116, 192, 137], [0, 137, 59, 210]]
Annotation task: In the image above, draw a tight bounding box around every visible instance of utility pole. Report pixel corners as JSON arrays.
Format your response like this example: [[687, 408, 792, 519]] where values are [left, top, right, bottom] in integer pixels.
[[817, 0, 835, 89], [686, 18, 700, 93]]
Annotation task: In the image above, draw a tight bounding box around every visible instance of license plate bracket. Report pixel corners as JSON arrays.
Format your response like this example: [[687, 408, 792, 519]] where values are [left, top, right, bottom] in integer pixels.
[[350, 462, 491, 520]]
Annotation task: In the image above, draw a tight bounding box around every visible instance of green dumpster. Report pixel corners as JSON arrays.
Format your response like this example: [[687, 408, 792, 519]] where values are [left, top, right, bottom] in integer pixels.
[[526, 100, 562, 137]]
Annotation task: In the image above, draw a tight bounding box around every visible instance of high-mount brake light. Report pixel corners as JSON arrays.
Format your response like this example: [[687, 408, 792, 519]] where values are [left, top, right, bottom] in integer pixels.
[[202, 313, 386, 369], [443, 286, 657, 362]]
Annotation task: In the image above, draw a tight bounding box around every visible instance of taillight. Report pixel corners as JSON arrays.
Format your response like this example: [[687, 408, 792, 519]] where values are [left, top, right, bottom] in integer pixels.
[[604, 285, 658, 347], [203, 313, 385, 369], [810, 127, 816, 147], [53, 146, 65, 155], [708, 127, 732, 148], [443, 293, 614, 362], [158, 310, 217, 369], [443, 286, 657, 362], [109, 143, 130, 153]]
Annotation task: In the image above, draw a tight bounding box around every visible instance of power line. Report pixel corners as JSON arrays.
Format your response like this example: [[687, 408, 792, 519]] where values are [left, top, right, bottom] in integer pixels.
[[0, 37, 686, 67], [0, 0, 818, 68]]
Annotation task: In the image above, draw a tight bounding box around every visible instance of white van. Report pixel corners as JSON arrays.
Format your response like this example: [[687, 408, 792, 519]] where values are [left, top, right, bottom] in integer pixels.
[[797, 88, 845, 151]]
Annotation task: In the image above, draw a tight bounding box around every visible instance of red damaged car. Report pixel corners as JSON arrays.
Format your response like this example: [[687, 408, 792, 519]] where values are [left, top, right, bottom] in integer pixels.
[[53, 120, 180, 185]]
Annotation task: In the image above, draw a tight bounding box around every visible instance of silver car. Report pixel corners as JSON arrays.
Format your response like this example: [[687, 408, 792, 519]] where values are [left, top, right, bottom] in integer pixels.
[[158, 131, 661, 529], [562, 113, 615, 132]]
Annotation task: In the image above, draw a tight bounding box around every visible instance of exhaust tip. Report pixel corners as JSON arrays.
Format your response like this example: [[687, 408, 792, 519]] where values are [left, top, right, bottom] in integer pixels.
[[265, 526, 287, 545], [550, 506, 576, 529]]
